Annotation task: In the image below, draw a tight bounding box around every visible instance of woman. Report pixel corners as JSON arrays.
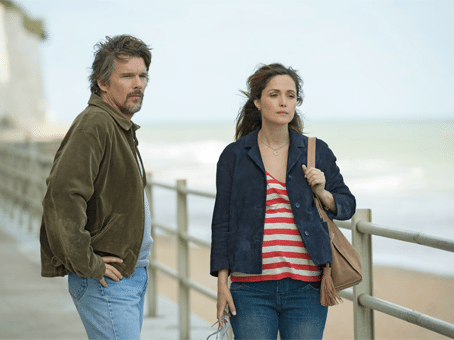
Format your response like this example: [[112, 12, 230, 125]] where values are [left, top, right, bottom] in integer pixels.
[[210, 63, 356, 339]]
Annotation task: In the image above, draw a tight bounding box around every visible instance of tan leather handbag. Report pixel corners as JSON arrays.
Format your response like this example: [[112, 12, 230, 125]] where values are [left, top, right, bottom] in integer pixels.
[[307, 137, 362, 306]]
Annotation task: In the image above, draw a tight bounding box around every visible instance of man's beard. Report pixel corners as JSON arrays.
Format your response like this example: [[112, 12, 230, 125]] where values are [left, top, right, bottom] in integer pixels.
[[119, 91, 144, 115], [119, 100, 142, 115]]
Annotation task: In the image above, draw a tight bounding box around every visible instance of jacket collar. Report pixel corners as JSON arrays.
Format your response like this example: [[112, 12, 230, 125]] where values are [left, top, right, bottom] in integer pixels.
[[287, 128, 305, 175], [244, 128, 306, 175], [244, 129, 264, 172], [88, 94, 141, 132]]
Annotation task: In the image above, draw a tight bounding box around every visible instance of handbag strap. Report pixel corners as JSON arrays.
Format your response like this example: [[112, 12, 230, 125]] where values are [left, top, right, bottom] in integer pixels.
[[307, 136, 322, 208], [307, 137, 316, 168], [307, 137, 331, 231]]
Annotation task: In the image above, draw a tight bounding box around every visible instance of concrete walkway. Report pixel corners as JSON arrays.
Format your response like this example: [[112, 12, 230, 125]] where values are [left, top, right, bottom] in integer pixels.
[[0, 225, 212, 340]]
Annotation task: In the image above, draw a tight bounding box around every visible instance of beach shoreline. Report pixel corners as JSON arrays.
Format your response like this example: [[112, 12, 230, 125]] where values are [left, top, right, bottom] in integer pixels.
[[153, 235, 454, 339]]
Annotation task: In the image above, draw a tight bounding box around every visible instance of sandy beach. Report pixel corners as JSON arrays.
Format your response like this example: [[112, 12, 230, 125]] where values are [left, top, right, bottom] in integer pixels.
[[153, 235, 454, 339]]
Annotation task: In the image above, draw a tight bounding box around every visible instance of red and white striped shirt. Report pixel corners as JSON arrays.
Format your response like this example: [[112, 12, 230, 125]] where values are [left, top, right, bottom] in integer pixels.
[[231, 172, 322, 283]]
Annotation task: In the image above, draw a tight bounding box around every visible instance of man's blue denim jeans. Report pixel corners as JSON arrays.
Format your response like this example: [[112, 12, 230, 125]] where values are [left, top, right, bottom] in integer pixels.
[[229, 278, 328, 340], [68, 267, 148, 340]]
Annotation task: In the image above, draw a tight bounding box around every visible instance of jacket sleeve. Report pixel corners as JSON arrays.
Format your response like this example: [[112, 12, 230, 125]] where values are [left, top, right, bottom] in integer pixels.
[[42, 128, 106, 280], [210, 146, 234, 277], [316, 139, 356, 221]]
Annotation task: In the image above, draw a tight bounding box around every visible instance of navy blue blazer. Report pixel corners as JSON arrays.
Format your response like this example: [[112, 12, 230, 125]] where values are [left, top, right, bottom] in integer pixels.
[[210, 128, 356, 277]]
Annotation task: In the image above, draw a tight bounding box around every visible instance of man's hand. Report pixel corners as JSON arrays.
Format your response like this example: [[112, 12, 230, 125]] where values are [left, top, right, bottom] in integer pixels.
[[99, 256, 123, 287]]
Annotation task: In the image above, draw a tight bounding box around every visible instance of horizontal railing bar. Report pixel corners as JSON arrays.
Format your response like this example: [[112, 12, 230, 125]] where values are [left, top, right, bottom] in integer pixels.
[[0, 187, 43, 212], [178, 187, 216, 199], [150, 181, 178, 191], [358, 294, 454, 338], [357, 221, 454, 253], [152, 224, 211, 248], [151, 225, 211, 251], [149, 261, 217, 301], [149, 179, 216, 199], [181, 277, 217, 301], [0, 149, 54, 164], [149, 261, 178, 280], [339, 288, 353, 301], [181, 232, 211, 249], [152, 222, 177, 236]]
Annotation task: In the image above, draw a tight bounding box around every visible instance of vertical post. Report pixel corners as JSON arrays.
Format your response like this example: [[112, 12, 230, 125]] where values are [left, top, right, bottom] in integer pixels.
[[10, 145, 17, 219], [36, 145, 47, 233], [27, 140, 36, 233], [177, 179, 190, 340], [18, 140, 29, 228], [352, 209, 374, 339], [2, 143, 16, 219], [0, 144, 5, 215], [146, 176, 158, 317]]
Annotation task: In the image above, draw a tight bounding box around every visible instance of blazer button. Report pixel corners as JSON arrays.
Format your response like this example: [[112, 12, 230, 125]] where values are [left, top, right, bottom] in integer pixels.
[[295, 203, 300, 209], [304, 231, 309, 236], [288, 175, 292, 181]]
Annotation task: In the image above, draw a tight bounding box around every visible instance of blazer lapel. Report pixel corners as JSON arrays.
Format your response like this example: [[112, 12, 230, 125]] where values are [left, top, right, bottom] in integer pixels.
[[245, 129, 265, 173], [287, 129, 305, 175]]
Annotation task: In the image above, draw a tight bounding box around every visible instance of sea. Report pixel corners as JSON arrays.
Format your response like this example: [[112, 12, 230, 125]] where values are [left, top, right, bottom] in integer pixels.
[[136, 118, 454, 276], [1, 118, 453, 277]]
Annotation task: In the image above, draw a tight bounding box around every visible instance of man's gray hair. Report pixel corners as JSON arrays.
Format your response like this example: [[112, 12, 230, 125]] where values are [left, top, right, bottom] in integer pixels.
[[89, 35, 152, 95]]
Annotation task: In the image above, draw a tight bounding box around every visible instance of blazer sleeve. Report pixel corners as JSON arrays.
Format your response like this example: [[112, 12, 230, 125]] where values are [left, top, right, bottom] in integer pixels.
[[210, 145, 235, 277], [316, 139, 356, 221]]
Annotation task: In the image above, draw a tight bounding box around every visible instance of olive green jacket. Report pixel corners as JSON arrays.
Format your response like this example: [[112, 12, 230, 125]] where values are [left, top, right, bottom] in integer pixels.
[[40, 94, 147, 280]]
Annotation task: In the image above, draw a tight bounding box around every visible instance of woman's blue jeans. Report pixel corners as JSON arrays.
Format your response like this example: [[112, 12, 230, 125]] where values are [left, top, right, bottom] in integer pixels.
[[229, 278, 328, 340], [68, 267, 148, 340]]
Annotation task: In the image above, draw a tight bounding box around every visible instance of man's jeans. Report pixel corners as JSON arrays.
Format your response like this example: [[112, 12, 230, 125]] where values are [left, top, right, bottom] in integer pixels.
[[68, 267, 148, 340], [229, 278, 328, 340]]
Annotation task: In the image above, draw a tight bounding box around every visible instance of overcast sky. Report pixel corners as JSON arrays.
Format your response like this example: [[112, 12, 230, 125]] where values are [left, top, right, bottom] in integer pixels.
[[17, 0, 454, 125]]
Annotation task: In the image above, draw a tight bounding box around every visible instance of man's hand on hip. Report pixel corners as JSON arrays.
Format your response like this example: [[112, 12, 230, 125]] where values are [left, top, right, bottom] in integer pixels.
[[99, 256, 124, 287]]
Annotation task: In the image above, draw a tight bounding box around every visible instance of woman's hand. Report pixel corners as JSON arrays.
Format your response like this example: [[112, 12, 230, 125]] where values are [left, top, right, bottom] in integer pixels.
[[302, 164, 326, 197], [217, 269, 236, 327], [302, 165, 337, 213]]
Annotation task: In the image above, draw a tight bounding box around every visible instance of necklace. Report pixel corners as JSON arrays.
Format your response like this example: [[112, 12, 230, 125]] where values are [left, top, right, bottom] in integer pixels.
[[258, 135, 290, 156]]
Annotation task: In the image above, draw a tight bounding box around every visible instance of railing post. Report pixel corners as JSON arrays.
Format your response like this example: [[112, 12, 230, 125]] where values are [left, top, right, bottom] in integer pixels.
[[10, 145, 17, 219], [27, 140, 36, 233], [146, 175, 158, 317], [17, 141, 27, 228], [0, 144, 7, 215], [6, 144, 15, 219], [177, 179, 190, 340], [352, 209, 374, 339]]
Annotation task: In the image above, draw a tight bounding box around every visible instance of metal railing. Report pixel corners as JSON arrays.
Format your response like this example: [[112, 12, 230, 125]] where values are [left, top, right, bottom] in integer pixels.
[[350, 215, 454, 339], [0, 140, 56, 232], [1, 140, 454, 339], [146, 179, 454, 339], [145, 179, 218, 339]]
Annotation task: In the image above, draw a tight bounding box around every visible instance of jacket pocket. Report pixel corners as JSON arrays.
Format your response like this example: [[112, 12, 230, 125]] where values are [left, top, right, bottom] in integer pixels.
[[90, 214, 120, 245]]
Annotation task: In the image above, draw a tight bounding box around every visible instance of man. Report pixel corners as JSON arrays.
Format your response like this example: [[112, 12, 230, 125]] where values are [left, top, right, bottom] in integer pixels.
[[40, 35, 153, 339]]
